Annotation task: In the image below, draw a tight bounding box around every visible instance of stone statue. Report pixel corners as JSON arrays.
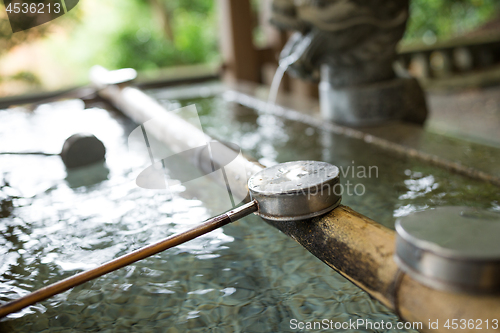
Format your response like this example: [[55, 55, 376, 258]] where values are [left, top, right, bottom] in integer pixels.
[[271, 0, 428, 126]]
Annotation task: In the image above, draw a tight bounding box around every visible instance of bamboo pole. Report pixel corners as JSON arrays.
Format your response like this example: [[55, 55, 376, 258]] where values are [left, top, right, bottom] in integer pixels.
[[96, 83, 500, 332]]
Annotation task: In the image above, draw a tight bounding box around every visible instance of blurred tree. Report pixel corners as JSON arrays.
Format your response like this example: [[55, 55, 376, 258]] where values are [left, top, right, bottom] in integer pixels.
[[0, 3, 82, 55], [404, 0, 500, 43], [143, 0, 174, 41], [2, 0, 498, 93], [98, 0, 219, 70], [0, 7, 48, 56], [0, 3, 82, 90], [47, 0, 219, 73]]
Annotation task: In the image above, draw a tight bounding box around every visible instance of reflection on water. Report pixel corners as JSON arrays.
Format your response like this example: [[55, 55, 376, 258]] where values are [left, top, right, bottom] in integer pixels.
[[0, 94, 499, 332], [160, 95, 499, 228], [65, 162, 110, 188]]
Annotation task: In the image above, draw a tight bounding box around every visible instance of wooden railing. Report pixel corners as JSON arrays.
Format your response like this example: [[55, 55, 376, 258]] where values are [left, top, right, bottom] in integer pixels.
[[397, 33, 500, 78]]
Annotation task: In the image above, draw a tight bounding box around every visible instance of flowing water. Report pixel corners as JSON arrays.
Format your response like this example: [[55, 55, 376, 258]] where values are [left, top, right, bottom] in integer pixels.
[[267, 65, 287, 108], [0, 93, 499, 332], [267, 32, 312, 106]]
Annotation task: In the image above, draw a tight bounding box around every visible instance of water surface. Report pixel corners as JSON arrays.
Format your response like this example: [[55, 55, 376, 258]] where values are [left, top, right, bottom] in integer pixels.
[[0, 92, 498, 332]]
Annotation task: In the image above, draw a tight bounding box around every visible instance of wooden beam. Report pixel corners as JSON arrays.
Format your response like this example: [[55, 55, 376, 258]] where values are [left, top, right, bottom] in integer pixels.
[[218, 0, 260, 83]]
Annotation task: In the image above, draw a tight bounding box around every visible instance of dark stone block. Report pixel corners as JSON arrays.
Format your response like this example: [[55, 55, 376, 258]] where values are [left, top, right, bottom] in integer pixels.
[[60, 133, 106, 169]]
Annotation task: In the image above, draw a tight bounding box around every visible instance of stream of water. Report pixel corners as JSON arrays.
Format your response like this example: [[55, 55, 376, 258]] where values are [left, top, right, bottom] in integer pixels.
[[267, 64, 287, 107], [267, 33, 313, 107]]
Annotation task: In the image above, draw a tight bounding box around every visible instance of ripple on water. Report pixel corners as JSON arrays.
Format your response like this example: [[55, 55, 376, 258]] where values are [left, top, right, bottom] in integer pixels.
[[4, 96, 497, 332]]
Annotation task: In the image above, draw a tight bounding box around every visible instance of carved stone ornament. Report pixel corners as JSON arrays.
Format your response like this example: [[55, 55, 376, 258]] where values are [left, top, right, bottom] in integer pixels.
[[271, 0, 428, 126]]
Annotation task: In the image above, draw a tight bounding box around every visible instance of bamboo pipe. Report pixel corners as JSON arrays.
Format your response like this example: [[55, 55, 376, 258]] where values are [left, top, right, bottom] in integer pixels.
[[97, 84, 500, 333], [269, 206, 500, 332], [0, 202, 258, 318]]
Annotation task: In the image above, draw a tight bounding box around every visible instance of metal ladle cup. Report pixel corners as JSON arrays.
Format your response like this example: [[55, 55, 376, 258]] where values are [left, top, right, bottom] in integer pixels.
[[248, 160, 341, 221]]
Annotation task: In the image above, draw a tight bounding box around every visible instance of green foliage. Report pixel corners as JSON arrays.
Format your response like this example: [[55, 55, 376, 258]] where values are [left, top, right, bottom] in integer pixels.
[[2, 0, 498, 90], [43, 0, 218, 83], [110, 4, 218, 70], [158, 0, 213, 14], [0, 2, 82, 56], [9, 70, 41, 85], [405, 0, 500, 42], [0, 6, 48, 56]]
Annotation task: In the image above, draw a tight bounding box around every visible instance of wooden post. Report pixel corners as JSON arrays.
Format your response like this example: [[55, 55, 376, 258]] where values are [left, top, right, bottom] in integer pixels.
[[218, 0, 260, 83], [258, 0, 290, 92]]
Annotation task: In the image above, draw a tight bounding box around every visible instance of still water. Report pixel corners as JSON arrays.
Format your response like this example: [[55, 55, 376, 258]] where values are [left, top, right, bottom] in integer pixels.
[[0, 92, 498, 332]]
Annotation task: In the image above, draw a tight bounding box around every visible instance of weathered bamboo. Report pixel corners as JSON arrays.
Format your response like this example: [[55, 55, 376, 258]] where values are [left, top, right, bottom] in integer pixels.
[[269, 206, 500, 333], [97, 84, 500, 333]]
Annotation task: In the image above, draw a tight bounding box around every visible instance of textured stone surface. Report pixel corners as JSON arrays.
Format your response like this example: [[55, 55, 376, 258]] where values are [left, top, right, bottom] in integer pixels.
[[271, 0, 428, 126], [320, 76, 427, 126]]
